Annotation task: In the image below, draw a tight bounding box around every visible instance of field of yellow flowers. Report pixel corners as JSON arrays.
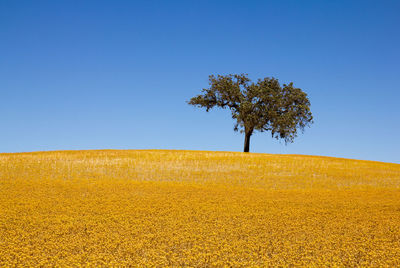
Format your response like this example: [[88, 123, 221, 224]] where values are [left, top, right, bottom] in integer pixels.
[[1, 150, 400, 266]]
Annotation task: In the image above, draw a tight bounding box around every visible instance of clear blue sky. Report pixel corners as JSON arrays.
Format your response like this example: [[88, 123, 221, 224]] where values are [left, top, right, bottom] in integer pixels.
[[1, 0, 399, 163]]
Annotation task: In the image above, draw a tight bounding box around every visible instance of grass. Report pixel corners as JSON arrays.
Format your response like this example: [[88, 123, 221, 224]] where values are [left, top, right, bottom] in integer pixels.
[[1, 150, 399, 266]]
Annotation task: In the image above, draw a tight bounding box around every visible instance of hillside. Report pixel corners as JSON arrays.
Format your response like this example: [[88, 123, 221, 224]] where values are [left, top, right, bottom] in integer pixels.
[[1, 150, 400, 266]]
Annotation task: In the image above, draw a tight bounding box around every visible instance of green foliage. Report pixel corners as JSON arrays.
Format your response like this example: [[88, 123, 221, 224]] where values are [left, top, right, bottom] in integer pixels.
[[188, 74, 313, 151]]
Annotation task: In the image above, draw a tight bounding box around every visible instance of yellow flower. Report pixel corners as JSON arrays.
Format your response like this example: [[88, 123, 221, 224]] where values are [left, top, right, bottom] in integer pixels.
[[0, 150, 399, 266]]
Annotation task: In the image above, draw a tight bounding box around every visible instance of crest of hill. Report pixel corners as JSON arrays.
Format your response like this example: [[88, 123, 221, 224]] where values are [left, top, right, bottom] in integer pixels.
[[1, 149, 399, 190]]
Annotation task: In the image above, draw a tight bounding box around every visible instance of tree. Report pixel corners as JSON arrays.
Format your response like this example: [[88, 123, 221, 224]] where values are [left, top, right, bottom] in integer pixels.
[[188, 74, 313, 152]]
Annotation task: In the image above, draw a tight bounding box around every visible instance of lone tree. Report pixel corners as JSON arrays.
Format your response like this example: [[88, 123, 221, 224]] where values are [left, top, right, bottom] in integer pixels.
[[188, 74, 313, 152]]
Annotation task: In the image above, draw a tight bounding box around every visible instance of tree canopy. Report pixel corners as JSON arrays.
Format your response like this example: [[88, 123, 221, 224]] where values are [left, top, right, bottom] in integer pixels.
[[188, 74, 313, 152]]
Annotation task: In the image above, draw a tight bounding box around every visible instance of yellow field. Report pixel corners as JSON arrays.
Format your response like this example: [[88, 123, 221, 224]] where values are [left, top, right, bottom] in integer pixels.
[[1, 150, 400, 266]]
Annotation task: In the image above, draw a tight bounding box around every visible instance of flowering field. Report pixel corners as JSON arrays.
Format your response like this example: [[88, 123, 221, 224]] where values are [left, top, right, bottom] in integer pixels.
[[1, 150, 400, 266]]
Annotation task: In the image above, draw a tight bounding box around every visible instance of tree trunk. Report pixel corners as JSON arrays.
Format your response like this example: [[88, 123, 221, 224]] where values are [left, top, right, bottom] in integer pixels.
[[243, 131, 252, 153]]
